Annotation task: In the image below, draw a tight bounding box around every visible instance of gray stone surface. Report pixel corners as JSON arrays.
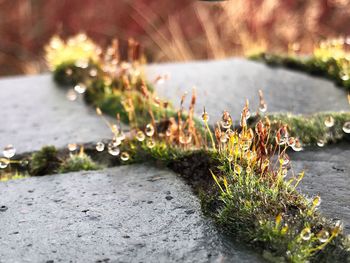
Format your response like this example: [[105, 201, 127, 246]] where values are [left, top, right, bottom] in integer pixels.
[[290, 142, 350, 233], [0, 74, 114, 154], [0, 164, 263, 263], [147, 58, 350, 123], [0, 60, 350, 262]]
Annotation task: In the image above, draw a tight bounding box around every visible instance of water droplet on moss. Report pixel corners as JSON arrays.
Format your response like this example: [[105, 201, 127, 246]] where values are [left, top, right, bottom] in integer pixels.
[[0, 158, 10, 169], [201, 110, 209, 122], [324, 116, 335, 128], [312, 196, 321, 207], [300, 228, 311, 241], [292, 139, 303, 152], [234, 164, 242, 175], [259, 103, 267, 113], [317, 140, 325, 147], [317, 230, 330, 243], [3, 145, 16, 159], [146, 138, 155, 149], [74, 83, 87, 94], [343, 121, 350, 133], [96, 142, 105, 152], [145, 124, 155, 137], [89, 68, 98, 77], [108, 145, 120, 156], [136, 131, 145, 142], [67, 143, 77, 152], [120, 152, 130, 161], [75, 59, 89, 69]]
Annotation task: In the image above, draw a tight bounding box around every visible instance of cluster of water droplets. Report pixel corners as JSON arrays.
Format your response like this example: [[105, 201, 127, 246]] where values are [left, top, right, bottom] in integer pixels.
[[0, 144, 16, 169]]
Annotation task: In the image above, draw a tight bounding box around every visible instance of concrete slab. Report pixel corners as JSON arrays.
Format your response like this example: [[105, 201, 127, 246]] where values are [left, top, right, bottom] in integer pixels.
[[0, 164, 263, 263], [0, 74, 114, 154], [147, 58, 350, 123], [290, 142, 350, 233]]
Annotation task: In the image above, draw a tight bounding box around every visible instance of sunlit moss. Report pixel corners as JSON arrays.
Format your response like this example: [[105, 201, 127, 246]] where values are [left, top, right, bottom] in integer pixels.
[[250, 38, 350, 91], [29, 146, 61, 176], [248, 112, 350, 146], [58, 152, 100, 173], [45, 34, 99, 70]]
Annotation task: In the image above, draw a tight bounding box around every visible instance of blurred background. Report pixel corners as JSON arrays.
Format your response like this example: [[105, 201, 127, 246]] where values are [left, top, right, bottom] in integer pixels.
[[1, 0, 350, 76]]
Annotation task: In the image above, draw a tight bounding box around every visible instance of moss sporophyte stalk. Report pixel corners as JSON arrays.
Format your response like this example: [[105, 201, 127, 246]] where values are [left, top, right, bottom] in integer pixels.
[[1, 34, 350, 262]]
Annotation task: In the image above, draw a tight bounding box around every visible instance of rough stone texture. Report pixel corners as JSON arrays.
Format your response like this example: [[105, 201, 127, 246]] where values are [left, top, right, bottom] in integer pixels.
[[0, 165, 263, 263], [1, 60, 350, 261], [290, 142, 350, 233], [147, 58, 350, 123], [0, 74, 114, 154]]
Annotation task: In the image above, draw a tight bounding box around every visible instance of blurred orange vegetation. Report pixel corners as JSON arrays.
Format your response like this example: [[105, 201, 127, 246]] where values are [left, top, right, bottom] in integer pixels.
[[1, 0, 350, 76]]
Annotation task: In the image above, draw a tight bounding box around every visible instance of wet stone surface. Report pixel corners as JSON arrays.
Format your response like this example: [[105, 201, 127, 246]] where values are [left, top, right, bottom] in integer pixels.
[[290, 142, 350, 234], [147, 58, 350, 123], [0, 74, 114, 154], [0, 164, 263, 263]]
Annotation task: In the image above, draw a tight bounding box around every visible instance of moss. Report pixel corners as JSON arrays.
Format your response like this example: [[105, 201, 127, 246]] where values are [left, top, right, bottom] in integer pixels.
[[247, 112, 350, 146], [29, 146, 61, 176], [46, 37, 350, 262], [53, 61, 100, 86], [58, 152, 100, 173], [250, 52, 350, 91]]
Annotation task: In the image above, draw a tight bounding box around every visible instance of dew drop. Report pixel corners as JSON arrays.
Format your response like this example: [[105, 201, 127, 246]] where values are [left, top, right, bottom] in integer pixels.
[[220, 121, 231, 129], [317, 230, 330, 243], [75, 59, 89, 69], [146, 138, 156, 149], [65, 68, 73, 76], [201, 111, 209, 122], [136, 131, 146, 142], [300, 227, 312, 241], [74, 83, 87, 94], [280, 153, 290, 166], [179, 134, 192, 145], [95, 142, 105, 152], [0, 158, 10, 169], [343, 121, 350, 133], [312, 196, 321, 208], [234, 164, 242, 175], [317, 140, 325, 147], [120, 152, 130, 161], [324, 116, 335, 128], [292, 139, 303, 152], [340, 73, 349, 81], [108, 144, 120, 156], [66, 89, 77, 101], [89, 68, 98, 77], [145, 124, 155, 137], [110, 137, 121, 147], [259, 103, 267, 113], [287, 137, 296, 147], [67, 143, 77, 152], [3, 145, 16, 159]]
